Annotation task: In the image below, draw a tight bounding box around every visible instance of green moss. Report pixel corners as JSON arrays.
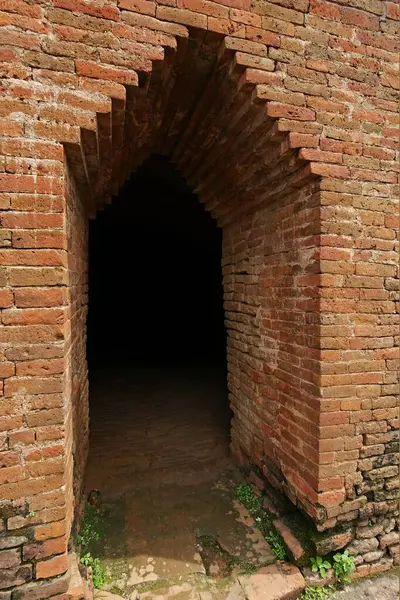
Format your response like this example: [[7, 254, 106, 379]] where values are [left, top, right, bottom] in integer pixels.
[[235, 484, 288, 561], [135, 578, 172, 594], [77, 503, 109, 589], [239, 564, 258, 575], [280, 513, 318, 566], [300, 585, 336, 600]]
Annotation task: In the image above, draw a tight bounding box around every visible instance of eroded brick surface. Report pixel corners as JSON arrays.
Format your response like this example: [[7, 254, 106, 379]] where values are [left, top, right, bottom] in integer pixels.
[[0, 0, 399, 596]]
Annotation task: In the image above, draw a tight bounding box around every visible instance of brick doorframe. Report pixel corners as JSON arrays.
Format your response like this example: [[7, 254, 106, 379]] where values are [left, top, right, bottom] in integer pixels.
[[0, 1, 399, 597]]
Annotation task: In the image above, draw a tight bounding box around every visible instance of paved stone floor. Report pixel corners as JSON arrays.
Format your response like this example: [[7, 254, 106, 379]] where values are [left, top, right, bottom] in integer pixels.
[[328, 572, 399, 600], [85, 367, 399, 600], [86, 367, 276, 598], [85, 365, 233, 495]]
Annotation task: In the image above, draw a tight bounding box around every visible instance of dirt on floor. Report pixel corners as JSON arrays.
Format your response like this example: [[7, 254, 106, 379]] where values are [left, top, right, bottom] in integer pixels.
[[84, 367, 400, 600], [328, 572, 399, 600], [85, 367, 277, 598], [88, 469, 278, 598], [85, 366, 233, 494]]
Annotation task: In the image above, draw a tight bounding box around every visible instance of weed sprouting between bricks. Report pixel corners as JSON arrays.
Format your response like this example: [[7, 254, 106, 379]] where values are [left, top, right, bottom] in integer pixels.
[[300, 585, 336, 600], [236, 482, 356, 596], [235, 483, 287, 561], [77, 503, 108, 589]]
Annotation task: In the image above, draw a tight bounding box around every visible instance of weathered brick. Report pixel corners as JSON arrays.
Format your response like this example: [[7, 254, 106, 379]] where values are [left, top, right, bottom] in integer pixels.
[[35, 554, 68, 579], [0, 565, 31, 590], [379, 531, 399, 549], [0, 0, 399, 593], [0, 548, 21, 569]]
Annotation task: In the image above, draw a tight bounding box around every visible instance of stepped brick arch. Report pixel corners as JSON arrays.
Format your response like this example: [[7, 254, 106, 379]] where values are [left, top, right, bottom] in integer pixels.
[[62, 25, 324, 516], [0, 0, 399, 598]]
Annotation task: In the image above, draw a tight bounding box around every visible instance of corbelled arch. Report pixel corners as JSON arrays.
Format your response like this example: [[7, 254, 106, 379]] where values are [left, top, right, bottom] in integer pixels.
[[61, 26, 324, 520], [0, 1, 398, 597], [62, 32, 320, 221]]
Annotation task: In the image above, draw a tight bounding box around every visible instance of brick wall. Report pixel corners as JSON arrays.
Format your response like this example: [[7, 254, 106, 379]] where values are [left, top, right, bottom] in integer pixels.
[[226, 179, 322, 516], [0, 0, 399, 596], [65, 164, 89, 513], [0, 137, 71, 595]]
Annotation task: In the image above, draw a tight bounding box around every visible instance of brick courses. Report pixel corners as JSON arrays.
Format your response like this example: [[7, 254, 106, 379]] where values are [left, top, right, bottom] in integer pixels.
[[0, 0, 399, 596]]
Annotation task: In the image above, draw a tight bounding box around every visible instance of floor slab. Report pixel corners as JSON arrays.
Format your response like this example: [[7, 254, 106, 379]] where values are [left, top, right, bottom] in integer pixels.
[[85, 367, 275, 597], [85, 366, 232, 495], [93, 472, 275, 597]]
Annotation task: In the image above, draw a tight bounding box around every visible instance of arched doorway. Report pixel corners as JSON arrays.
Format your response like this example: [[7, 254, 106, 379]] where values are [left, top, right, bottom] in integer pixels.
[[82, 156, 278, 597], [62, 30, 325, 595], [85, 155, 231, 493], [1, 2, 397, 597]]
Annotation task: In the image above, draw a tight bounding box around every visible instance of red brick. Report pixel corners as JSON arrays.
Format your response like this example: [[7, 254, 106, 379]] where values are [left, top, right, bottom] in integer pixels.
[[119, 0, 156, 15], [76, 60, 139, 85], [2, 308, 65, 326], [54, 0, 119, 20], [0, 177, 63, 196], [5, 377, 63, 397], [0, 48, 18, 61], [12, 231, 66, 249], [14, 288, 67, 308], [0, 290, 14, 308], [23, 536, 67, 561], [8, 430, 35, 447], [34, 520, 68, 542], [0, 0, 398, 590], [341, 5, 380, 30], [0, 119, 25, 137], [0, 465, 27, 485], [16, 359, 65, 377], [289, 132, 319, 148], [1, 28, 40, 50], [266, 103, 315, 121], [387, 2, 400, 20]]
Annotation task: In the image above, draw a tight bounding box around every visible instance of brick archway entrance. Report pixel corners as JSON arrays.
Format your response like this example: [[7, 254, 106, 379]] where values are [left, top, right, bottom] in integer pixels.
[[0, 2, 398, 597], [84, 154, 231, 497], [64, 28, 325, 524]]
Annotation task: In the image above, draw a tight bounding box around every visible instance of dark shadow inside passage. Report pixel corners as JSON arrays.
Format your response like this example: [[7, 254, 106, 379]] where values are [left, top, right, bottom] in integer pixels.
[[87, 154, 226, 370], [85, 155, 232, 495]]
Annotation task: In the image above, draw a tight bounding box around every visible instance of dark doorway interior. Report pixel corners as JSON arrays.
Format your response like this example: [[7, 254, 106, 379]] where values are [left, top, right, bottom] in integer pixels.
[[87, 155, 226, 370], [85, 155, 231, 496]]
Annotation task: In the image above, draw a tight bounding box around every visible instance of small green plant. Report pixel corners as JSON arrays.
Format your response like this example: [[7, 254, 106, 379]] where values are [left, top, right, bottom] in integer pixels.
[[264, 529, 287, 560], [80, 552, 107, 589], [78, 504, 108, 589], [332, 550, 355, 584], [310, 556, 332, 579], [77, 504, 106, 553], [236, 484, 287, 560], [300, 585, 336, 600], [236, 484, 262, 516]]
